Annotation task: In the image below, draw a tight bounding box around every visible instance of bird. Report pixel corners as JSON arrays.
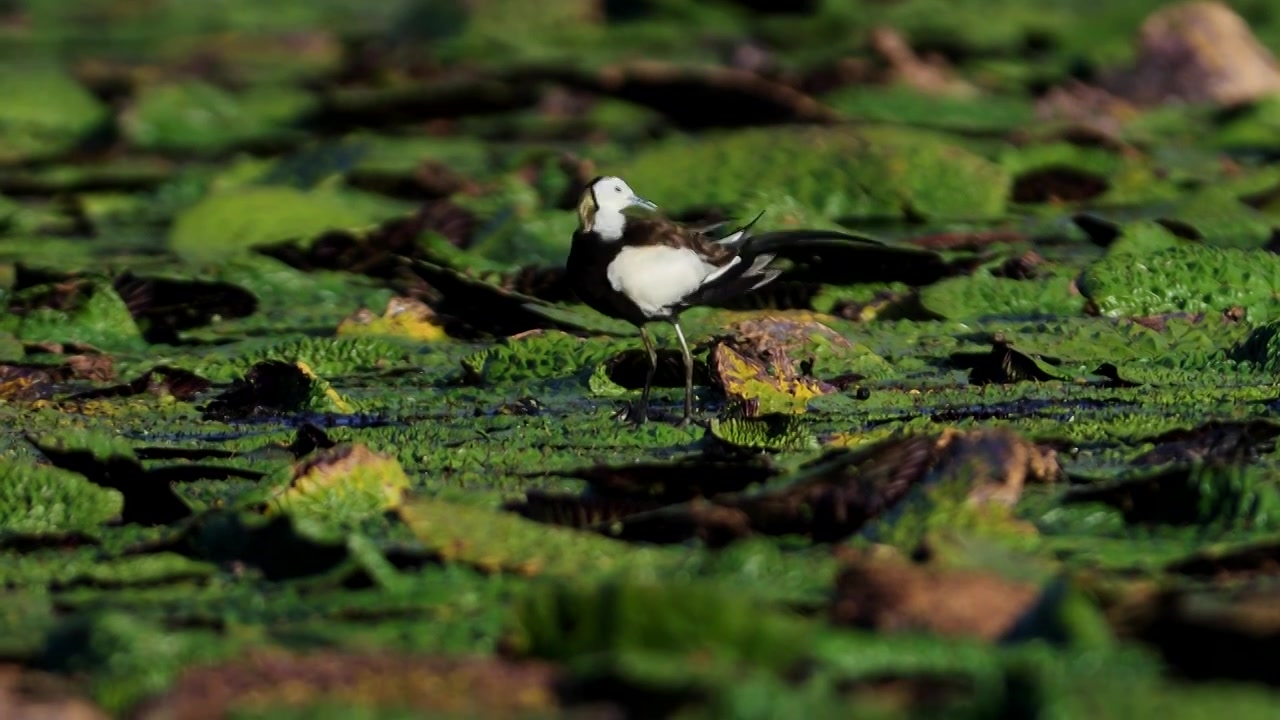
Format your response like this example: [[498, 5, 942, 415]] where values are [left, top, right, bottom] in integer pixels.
[[566, 175, 876, 427]]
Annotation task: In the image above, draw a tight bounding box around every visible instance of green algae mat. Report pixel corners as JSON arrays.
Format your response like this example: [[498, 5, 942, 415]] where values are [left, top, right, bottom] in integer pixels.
[[7, 0, 1280, 717]]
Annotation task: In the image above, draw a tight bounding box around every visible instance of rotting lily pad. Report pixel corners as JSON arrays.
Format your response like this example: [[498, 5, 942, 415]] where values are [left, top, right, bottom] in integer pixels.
[[261, 443, 410, 524], [710, 343, 832, 415], [862, 428, 1059, 551], [336, 296, 447, 343], [202, 360, 355, 420], [718, 313, 895, 381]]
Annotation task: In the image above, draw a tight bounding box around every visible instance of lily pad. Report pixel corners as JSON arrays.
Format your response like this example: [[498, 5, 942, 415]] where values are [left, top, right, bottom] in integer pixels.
[[1, 279, 145, 352], [0, 460, 124, 535], [824, 85, 1036, 133], [921, 270, 1087, 320], [617, 125, 1011, 220], [397, 496, 675, 577], [0, 66, 107, 163], [168, 187, 401, 262], [121, 81, 316, 154], [262, 444, 410, 524], [461, 330, 622, 384], [1079, 244, 1280, 320]]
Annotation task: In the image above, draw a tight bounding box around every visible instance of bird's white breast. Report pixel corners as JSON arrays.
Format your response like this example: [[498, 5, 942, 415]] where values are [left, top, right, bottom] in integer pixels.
[[606, 245, 739, 316]]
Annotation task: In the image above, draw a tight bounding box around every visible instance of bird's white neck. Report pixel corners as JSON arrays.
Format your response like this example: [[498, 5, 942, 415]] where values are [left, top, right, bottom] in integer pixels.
[[592, 208, 626, 241]]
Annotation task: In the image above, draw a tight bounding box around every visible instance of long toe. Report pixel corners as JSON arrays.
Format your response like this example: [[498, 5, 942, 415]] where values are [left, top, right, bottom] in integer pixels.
[[613, 401, 649, 427]]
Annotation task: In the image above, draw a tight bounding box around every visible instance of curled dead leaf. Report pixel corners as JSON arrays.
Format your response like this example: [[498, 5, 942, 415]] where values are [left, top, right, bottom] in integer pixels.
[[932, 427, 1061, 509], [337, 296, 447, 342], [68, 366, 210, 402], [711, 342, 833, 415], [604, 427, 1057, 546], [1034, 80, 1139, 136], [0, 364, 63, 401], [709, 314, 872, 414], [869, 26, 977, 98], [266, 443, 410, 519]]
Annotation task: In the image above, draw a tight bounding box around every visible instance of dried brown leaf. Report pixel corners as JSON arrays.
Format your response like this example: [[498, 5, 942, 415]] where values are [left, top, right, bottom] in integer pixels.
[[0, 664, 107, 720], [869, 26, 977, 98], [1108, 1, 1280, 106], [129, 651, 573, 720], [831, 549, 1041, 640]]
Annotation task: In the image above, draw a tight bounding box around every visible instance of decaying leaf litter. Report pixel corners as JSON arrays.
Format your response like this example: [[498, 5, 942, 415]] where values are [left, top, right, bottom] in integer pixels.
[[5, 0, 1280, 716]]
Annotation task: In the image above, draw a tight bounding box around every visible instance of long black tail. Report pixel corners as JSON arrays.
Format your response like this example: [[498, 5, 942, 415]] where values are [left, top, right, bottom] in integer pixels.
[[678, 226, 882, 310], [740, 227, 882, 258]]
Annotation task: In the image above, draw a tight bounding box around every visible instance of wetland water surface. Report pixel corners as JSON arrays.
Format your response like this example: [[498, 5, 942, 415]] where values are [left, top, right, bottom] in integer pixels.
[[3, 0, 1280, 717]]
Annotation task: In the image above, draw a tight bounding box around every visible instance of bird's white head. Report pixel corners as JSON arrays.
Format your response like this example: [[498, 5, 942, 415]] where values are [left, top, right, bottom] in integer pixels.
[[577, 175, 657, 240]]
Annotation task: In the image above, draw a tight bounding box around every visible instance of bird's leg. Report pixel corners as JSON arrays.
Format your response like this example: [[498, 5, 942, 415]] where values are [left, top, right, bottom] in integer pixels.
[[632, 326, 657, 425], [673, 321, 694, 427]]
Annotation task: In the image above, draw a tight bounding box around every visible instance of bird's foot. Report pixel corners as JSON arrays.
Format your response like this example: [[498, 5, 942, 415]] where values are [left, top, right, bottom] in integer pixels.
[[614, 401, 650, 427], [664, 407, 700, 429]]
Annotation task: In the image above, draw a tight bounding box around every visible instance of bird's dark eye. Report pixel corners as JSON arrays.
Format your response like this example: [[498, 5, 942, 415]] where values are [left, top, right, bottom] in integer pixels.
[[614, 185, 621, 192]]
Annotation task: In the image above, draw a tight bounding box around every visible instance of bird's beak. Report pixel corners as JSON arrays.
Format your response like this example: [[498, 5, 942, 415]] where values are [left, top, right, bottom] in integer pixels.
[[630, 194, 657, 211]]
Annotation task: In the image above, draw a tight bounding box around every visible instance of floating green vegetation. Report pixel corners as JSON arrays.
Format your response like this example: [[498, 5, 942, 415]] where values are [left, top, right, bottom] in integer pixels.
[[619, 125, 1011, 220], [3, 0, 1280, 716]]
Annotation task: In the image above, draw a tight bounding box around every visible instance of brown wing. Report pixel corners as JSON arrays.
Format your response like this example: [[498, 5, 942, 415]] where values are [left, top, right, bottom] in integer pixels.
[[620, 217, 737, 266]]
